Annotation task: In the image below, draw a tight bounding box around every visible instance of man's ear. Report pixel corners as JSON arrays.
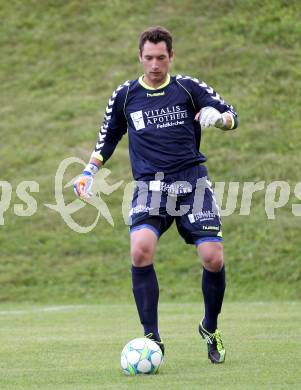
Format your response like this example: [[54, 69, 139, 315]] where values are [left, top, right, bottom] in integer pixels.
[[170, 50, 174, 62], [138, 52, 142, 62]]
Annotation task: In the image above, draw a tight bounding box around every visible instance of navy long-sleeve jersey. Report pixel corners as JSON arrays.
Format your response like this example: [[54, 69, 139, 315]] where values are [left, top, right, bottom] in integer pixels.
[[92, 74, 238, 180]]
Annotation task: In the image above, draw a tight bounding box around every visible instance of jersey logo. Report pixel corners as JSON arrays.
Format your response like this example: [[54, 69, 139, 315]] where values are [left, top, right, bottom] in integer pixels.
[[147, 91, 165, 97], [130, 110, 146, 130]]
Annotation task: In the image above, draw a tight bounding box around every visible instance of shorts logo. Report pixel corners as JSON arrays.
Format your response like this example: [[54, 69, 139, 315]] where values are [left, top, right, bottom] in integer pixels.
[[130, 110, 145, 130], [201, 225, 219, 231], [188, 211, 216, 223], [149, 180, 192, 195], [129, 205, 152, 216]]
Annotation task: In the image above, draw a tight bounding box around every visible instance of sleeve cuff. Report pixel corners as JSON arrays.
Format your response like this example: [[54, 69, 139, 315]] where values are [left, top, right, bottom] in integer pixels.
[[91, 152, 104, 162]]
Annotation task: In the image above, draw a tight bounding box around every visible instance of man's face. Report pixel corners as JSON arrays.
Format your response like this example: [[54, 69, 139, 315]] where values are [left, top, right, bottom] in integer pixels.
[[139, 40, 173, 88]]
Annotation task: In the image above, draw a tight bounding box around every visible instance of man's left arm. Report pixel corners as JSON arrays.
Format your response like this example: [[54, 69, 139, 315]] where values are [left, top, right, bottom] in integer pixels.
[[190, 79, 238, 131]]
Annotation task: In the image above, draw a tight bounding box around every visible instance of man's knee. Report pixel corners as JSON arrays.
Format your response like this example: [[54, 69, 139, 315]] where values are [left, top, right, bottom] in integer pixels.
[[197, 242, 224, 272], [130, 228, 157, 266], [131, 243, 153, 266]]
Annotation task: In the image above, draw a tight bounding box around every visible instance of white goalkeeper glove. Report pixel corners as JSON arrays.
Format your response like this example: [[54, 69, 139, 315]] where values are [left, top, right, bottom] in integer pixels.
[[198, 106, 225, 128], [74, 162, 99, 199]]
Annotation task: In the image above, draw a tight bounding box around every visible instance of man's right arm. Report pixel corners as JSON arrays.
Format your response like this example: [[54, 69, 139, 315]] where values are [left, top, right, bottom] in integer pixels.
[[91, 80, 130, 164], [74, 81, 130, 198]]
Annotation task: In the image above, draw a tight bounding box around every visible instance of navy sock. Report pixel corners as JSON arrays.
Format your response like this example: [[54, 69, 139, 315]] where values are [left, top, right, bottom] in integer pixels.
[[202, 266, 226, 333], [131, 264, 160, 341]]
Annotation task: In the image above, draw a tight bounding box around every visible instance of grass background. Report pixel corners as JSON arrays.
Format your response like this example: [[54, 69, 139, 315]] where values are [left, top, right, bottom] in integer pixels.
[[1, 0, 301, 302], [1, 302, 301, 389]]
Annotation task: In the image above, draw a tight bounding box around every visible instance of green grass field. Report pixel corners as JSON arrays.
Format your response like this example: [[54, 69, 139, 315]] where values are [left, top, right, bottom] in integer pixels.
[[1, 302, 300, 389]]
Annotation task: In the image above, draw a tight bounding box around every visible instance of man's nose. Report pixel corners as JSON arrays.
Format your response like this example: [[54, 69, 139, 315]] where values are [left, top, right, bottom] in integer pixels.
[[151, 60, 159, 69]]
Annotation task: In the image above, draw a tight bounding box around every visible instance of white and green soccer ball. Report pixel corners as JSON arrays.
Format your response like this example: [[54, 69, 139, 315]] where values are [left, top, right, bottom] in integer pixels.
[[121, 337, 163, 375]]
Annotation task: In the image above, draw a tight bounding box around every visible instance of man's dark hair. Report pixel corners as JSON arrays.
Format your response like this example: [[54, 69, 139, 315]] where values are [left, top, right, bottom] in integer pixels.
[[139, 26, 173, 56]]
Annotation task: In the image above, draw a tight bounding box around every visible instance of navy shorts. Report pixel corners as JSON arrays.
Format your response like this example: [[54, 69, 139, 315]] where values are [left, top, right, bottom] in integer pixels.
[[128, 165, 223, 246]]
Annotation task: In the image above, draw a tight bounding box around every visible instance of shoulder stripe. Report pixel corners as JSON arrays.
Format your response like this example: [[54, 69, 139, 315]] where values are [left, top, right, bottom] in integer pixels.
[[176, 75, 236, 113]]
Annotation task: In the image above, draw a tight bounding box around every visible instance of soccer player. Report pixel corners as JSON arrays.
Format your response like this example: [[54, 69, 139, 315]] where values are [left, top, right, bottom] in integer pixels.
[[74, 26, 238, 364]]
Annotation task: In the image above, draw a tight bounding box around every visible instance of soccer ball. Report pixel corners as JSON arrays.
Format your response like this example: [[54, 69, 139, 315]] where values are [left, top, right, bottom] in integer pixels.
[[121, 337, 163, 375]]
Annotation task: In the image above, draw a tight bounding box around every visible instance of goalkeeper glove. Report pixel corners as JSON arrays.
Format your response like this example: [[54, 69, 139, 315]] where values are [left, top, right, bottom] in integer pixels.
[[74, 162, 99, 199], [198, 106, 225, 128]]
